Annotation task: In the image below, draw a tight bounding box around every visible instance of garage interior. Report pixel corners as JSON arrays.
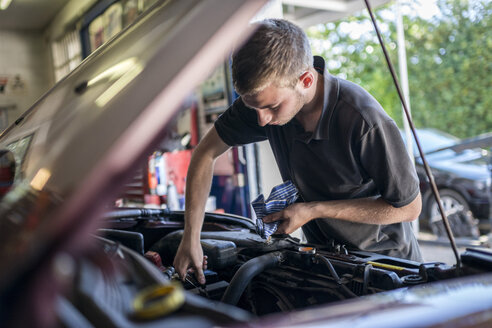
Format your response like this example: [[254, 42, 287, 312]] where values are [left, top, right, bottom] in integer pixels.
[[0, 0, 393, 211], [0, 0, 491, 327], [0, 0, 489, 262]]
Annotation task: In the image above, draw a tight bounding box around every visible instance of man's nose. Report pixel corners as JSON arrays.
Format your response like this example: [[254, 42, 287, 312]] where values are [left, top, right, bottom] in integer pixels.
[[257, 110, 272, 127]]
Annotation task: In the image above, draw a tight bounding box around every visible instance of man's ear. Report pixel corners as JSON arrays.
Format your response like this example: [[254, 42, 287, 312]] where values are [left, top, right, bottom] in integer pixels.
[[299, 71, 314, 89]]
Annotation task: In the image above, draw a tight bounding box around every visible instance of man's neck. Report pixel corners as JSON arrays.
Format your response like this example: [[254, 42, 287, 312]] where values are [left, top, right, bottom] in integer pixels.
[[296, 70, 324, 132]]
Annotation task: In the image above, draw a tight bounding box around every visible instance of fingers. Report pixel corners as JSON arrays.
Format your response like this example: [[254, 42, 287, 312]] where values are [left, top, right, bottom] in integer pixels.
[[186, 256, 208, 271], [195, 255, 207, 284], [187, 265, 205, 285], [262, 211, 283, 223], [195, 267, 206, 285], [276, 219, 297, 235], [177, 256, 207, 285], [173, 258, 189, 282], [275, 220, 287, 234], [203, 255, 208, 270]]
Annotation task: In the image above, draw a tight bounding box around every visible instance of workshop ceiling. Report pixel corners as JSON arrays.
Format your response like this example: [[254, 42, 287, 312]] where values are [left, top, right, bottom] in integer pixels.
[[0, 0, 67, 30], [0, 0, 392, 31], [282, 0, 392, 28]]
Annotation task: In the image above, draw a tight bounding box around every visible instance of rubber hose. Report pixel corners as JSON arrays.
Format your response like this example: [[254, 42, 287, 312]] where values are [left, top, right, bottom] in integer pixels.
[[221, 252, 283, 305], [316, 254, 357, 298]]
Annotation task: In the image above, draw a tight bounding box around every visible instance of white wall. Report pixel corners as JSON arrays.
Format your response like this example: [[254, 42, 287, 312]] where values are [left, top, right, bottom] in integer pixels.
[[44, 0, 98, 42], [0, 30, 53, 128], [0, 0, 96, 130]]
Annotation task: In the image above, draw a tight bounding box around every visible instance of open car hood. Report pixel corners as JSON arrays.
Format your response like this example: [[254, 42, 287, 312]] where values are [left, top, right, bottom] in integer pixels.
[[0, 0, 266, 297]]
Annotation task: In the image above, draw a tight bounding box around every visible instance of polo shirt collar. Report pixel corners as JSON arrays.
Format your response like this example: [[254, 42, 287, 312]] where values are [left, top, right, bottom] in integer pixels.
[[312, 56, 339, 141]]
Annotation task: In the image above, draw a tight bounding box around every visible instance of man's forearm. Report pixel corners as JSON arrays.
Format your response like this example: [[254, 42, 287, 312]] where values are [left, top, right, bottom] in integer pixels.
[[264, 193, 421, 235], [174, 127, 229, 283], [183, 154, 215, 240], [308, 193, 422, 225], [182, 127, 230, 241]]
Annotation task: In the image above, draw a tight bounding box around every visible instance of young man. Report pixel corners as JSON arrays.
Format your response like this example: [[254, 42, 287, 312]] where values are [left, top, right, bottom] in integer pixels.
[[174, 19, 422, 284]]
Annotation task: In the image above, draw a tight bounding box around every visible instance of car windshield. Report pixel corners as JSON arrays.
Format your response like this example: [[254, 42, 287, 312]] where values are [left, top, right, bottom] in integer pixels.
[[416, 129, 459, 153], [401, 128, 460, 156]]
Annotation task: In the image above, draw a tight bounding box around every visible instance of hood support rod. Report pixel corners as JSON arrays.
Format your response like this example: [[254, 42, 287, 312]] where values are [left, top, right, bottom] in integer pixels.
[[363, 0, 461, 272]]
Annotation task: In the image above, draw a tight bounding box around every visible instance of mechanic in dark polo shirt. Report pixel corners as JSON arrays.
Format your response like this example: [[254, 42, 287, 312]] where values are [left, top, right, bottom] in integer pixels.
[[174, 18, 423, 284]]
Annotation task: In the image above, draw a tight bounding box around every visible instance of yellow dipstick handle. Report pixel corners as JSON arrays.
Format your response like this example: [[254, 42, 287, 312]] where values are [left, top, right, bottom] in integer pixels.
[[133, 283, 185, 319], [367, 261, 406, 271]]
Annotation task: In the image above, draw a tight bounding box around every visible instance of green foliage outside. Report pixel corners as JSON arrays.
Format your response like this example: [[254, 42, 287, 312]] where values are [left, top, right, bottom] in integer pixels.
[[307, 0, 492, 138]]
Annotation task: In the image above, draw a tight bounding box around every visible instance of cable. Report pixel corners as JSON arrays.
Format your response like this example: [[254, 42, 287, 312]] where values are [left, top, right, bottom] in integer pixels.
[[315, 255, 357, 298]]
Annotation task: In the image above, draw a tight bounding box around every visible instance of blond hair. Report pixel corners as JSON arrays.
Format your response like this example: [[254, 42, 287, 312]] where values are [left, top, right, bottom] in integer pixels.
[[232, 19, 313, 96]]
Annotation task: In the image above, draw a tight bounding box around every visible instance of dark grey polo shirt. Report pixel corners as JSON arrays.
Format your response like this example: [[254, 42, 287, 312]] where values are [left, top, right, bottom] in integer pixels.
[[215, 56, 422, 261]]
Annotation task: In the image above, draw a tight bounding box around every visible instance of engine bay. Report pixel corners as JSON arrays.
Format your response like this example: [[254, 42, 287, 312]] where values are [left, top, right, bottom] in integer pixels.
[[60, 207, 492, 327]]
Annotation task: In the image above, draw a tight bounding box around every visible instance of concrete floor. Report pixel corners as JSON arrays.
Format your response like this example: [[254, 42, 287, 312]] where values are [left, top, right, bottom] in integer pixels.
[[419, 240, 466, 264], [418, 231, 490, 264]]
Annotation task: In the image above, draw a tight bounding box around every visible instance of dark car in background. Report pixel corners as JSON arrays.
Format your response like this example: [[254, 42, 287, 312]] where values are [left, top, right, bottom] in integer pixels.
[[400, 128, 491, 238], [0, 1, 492, 327]]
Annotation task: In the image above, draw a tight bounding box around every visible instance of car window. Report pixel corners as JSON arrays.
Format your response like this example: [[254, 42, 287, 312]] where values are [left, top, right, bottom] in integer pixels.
[[417, 129, 459, 153], [400, 128, 460, 156]]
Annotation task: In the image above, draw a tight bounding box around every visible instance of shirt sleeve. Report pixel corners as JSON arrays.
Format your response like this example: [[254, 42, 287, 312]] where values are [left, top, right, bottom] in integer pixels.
[[214, 97, 268, 146], [358, 120, 420, 207]]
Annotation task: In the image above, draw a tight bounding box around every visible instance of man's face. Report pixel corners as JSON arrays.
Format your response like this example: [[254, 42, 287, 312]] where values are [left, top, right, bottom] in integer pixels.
[[242, 83, 307, 127]]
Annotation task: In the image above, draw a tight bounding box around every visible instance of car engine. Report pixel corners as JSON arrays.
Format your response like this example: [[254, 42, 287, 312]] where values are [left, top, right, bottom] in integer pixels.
[[65, 206, 491, 327]]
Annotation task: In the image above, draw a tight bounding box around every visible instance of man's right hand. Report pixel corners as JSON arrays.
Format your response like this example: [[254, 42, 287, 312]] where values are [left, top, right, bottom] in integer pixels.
[[174, 127, 229, 285], [173, 238, 206, 285]]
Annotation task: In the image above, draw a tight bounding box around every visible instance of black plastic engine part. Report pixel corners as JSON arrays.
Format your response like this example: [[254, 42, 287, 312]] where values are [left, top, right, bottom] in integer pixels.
[[189, 281, 229, 301], [461, 248, 492, 270], [102, 208, 170, 220], [151, 231, 238, 270], [98, 229, 144, 254], [201, 240, 238, 270]]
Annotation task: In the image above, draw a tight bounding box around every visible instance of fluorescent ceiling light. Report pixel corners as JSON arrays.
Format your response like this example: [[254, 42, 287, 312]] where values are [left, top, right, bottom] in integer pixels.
[[0, 0, 12, 10]]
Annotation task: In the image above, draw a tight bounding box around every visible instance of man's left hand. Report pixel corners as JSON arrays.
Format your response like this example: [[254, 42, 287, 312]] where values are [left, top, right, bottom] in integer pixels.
[[262, 203, 313, 235]]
